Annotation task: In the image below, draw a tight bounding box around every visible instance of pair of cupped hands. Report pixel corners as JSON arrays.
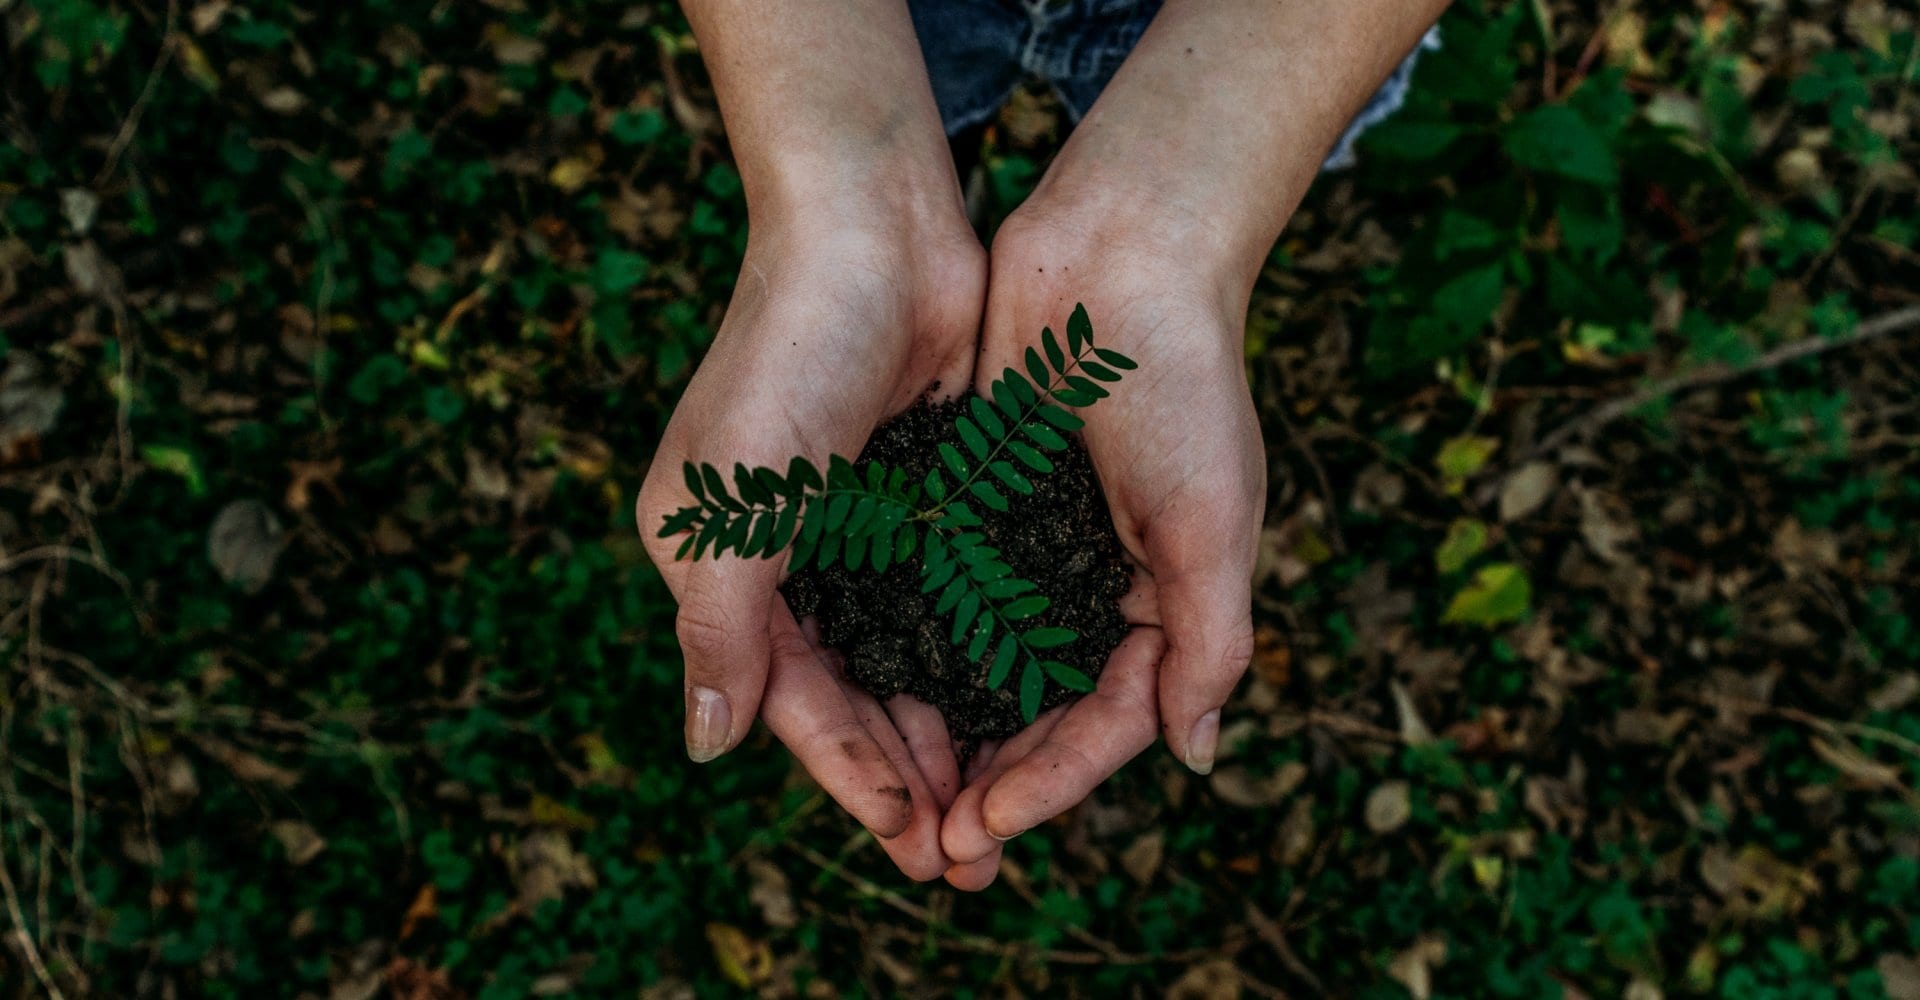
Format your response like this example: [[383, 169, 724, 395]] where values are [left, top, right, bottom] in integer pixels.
[[636, 181, 1266, 889]]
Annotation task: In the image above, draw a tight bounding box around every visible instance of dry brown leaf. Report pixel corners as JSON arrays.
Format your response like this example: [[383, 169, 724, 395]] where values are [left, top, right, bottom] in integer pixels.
[[746, 858, 797, 929], [1498, 462, 1557, 522], [1879, 954, 1920, 1000], [1391, 681, 1436, 745], [1166, 959, 1243, 1000], [1365, 780, 1413, 834], [1387, 935, 1448, 1000], [1121, 831, 1165, 884], [399, 885, 437, 942], [511, 829, 597, 910], [1211, 761, 1307, 809], [1810, 737, 1904, 790], [705, 922, 773, 990], [208, 498, 288, 593], [270, 820, 327, 865]]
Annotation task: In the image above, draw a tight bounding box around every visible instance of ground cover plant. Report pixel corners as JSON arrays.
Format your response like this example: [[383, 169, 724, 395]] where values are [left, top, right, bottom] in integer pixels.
[[2, 0, 1917, 997], [660, 307, 1136, 735]]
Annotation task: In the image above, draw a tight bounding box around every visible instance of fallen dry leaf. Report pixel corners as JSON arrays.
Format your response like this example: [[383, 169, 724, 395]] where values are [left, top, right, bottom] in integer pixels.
[[1365, 780, 1413, 833], [208, 498, 288, 593]]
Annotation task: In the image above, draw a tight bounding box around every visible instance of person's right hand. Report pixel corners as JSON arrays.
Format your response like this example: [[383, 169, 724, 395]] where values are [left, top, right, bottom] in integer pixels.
[[637, 199, 984, 881]]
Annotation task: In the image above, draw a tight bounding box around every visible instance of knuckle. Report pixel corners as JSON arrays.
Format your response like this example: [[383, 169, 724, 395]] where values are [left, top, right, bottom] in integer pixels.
[[674, 605, 737, 665]]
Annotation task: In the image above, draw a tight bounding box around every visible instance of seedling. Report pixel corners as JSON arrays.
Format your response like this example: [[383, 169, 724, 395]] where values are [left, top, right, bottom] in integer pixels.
[[658, 304, 1136, 722]]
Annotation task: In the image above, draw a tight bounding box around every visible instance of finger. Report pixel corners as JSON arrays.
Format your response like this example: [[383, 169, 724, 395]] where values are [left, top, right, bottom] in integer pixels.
[[941, 713, 1064, 865], [887, 695, 961, 812], [760, 604, 916, 839], [667, 556, 784, 762], [963, 739, 1003, 785], [1118, 568, 1160, 627], [943, 851, 1002, 891], [980, 628, 1164, 839], [1151, 553, 1255, 776], [846, 687, 950, 881]]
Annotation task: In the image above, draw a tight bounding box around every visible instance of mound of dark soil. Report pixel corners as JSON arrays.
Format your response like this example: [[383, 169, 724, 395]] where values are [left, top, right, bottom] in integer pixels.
[[783, 399, 1130, 741]]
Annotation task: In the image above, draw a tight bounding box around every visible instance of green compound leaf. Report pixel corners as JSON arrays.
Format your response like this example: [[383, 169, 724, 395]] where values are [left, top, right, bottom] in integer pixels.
[[935, 576, 966, 614], [753, 465, 786, 502], [992, 378, 1023, 421], [1006, 439, 1054, 473], [981, 576, 1035, 599], [966, 623, 992, 662], [924, 468, 947, 501], [825, 494, 852, 531], [787, 455, 822, 492], [1080, 361, 1121, 383], [841, 530, 867, 571], [767, 502, 799, 555], [1043, 326, 1067, 374], [952, 591, 981, 644], [1068, 303, 1093, 351], [1093, 347, 1137, 371], [1064, 375, 1108, 400], [969, 480, 1008, 511], [947, 502, 982, 528], [1042, 660, 1096, 692], [683, 462, 705, 502], [1001, 595, 1049, 620], [987, 461, 1030, 496], [969, 395, 1004, 438], [1035, 403, 1083, 432], [1006, 370, 1038, 406], [1022, 422, 1068, 451], [1025, 347, 1049, 388], [956, 416, 989, 460], [734, 463, 771, 505], [701, 464, 740, 512], [745, 510, 774, 556], [1019, 659, 1045, 722], [939, 441, 971, 480], [1022, 627, 1077, 649], [988, 633, 1020, 688], [657, 506, 701, 539]]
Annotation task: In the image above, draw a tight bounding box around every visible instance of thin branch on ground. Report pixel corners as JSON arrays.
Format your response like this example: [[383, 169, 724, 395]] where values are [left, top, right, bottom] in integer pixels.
[[92, 0, 181, 187], [1481, 304, 1920, 504], [786, 841, 1206, 967]]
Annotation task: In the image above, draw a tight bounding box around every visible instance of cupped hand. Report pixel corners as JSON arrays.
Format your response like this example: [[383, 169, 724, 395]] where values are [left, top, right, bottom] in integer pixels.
[[637, 207, 984, 881], [938, 208, 1265, 889]]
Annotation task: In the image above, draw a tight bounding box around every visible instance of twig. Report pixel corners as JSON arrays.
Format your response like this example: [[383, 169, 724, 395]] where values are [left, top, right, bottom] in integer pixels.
[[1246, 900, 1325, 997], [1270, 406, 1345, 555], [0, 797, 67, 1000], [785, 841, 1201, 966], [92, 0, 180, 187], [1481, 304, 1920, 504]]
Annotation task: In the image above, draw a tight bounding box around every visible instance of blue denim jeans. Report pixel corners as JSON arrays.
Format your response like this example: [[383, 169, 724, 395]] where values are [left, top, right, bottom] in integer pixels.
[[907, 0, 1439, 169]]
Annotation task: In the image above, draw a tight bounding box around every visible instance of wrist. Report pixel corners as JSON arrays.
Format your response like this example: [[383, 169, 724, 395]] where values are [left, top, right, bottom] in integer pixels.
[[1010, 167, 1266, 317]]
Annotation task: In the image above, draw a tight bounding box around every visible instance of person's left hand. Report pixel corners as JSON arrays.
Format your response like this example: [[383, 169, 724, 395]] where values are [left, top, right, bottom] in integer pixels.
[[935, 201, 1266, 889]]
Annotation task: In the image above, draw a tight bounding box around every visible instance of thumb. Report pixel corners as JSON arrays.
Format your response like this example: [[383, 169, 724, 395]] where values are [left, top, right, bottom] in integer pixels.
[[672, 558, 782, 763], [1153, 552, 1256, 777]]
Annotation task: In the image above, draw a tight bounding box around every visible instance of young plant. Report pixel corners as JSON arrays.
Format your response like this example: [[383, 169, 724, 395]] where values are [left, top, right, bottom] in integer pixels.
[[657, 304, 1137, 722]]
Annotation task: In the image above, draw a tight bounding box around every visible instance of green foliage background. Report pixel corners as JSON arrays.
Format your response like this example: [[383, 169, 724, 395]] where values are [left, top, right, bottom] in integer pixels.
[[1, 0, 1917, 996]]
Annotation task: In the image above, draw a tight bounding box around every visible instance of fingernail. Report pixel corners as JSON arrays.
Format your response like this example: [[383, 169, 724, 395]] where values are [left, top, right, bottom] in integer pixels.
[[990, 828, 1022, 843], [1185, 709, 1221, 776], [686, 686, 731, 763]]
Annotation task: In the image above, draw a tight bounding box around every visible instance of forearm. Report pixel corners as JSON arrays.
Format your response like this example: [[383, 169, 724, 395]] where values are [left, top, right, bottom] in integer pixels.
[[1025, 0, 1452, 296], [680, 1, 962, 229]]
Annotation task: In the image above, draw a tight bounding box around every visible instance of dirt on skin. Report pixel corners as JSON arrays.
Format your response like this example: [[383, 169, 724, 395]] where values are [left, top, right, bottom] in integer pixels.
[[782, 398, 1131, 742]]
